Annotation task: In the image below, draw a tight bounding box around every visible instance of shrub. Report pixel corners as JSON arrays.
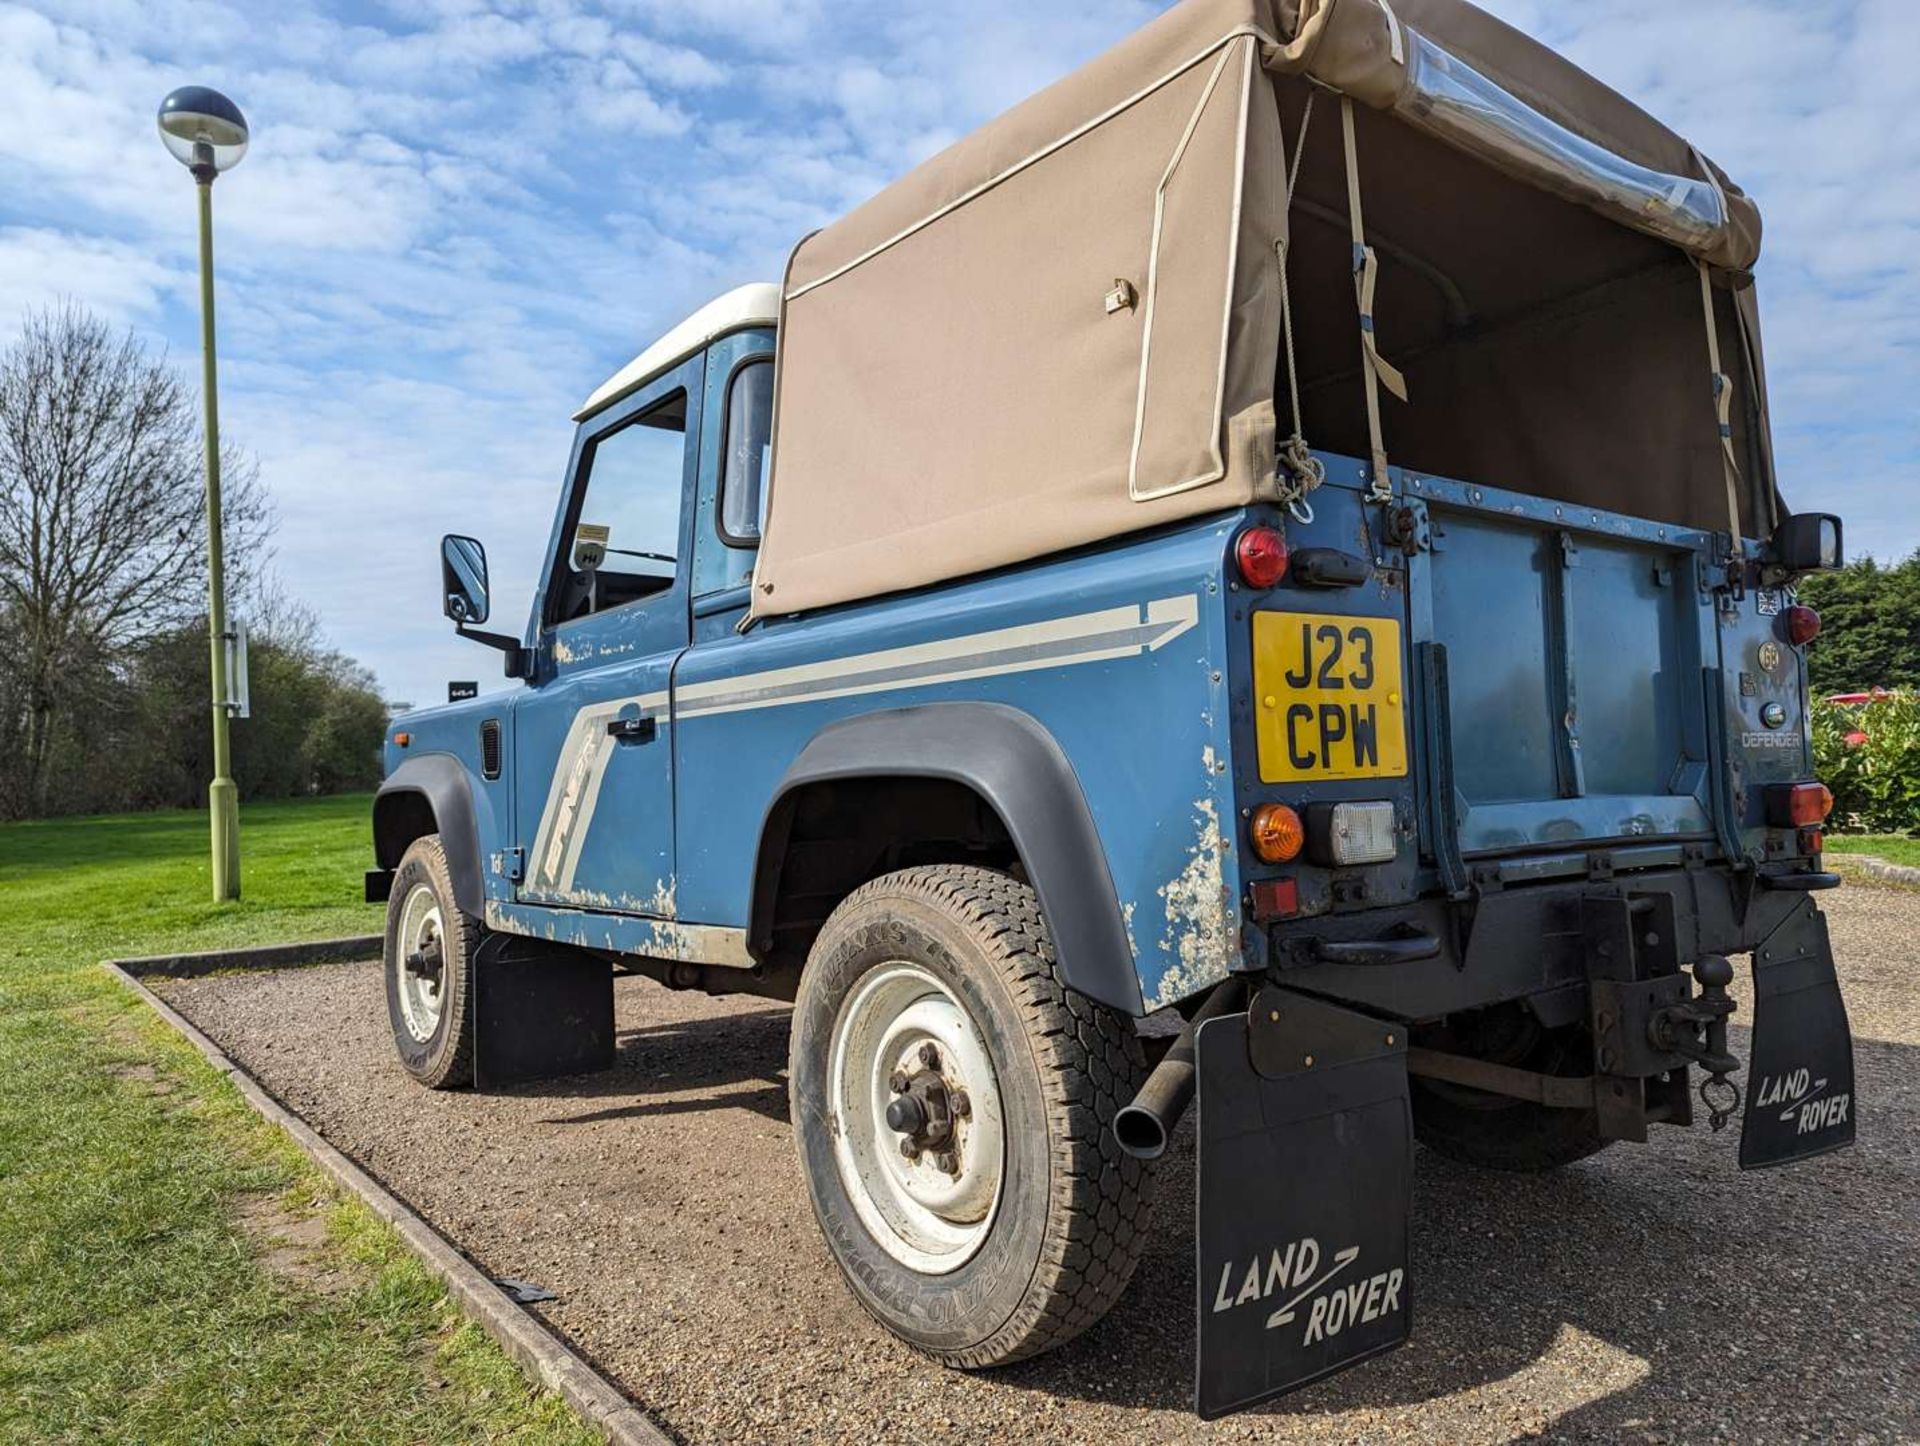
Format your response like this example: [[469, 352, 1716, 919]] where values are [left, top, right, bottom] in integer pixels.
[[1811, 693, 1920, 834]]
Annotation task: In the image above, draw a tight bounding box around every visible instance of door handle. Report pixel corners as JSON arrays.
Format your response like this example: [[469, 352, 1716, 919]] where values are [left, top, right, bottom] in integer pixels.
[[606, 716, 657, 744]]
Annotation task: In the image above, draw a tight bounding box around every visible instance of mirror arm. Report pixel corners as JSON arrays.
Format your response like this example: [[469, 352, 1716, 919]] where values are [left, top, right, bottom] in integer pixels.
[[456, 625, 528, 679]]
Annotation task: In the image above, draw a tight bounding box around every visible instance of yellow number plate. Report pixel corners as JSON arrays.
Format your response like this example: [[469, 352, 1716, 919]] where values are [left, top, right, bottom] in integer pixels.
[[1253, 613, 1408, 783]]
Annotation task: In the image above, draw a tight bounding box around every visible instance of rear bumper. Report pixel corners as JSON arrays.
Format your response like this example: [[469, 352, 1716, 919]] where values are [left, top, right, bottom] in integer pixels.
[[1261, 864, 1827, 1022]]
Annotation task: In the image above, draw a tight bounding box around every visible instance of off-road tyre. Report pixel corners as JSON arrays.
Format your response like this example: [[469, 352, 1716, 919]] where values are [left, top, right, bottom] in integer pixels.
[[789, 865, 1152, 1367], [383, 833, 479, 1090], [1410, 1012, 1610, 1172]]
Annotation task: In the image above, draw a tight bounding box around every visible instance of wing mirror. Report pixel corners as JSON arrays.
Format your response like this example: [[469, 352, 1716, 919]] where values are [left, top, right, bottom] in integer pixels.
[[1766, 513, 1843, 581], [441, 534, 491, 625], [440, 534, 526, 679]]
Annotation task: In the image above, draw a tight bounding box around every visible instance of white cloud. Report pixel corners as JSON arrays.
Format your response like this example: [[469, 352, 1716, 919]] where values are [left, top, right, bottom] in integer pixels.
[[0, 226, 179, 323]]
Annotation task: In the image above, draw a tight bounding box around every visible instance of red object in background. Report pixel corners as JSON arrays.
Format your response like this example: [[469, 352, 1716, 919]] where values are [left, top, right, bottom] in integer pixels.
[[1785, 604, 1822, 646], [1825, 689, 1894, 748], [1249, 877, 1299, 922], [1234, 526, 1289, 589]]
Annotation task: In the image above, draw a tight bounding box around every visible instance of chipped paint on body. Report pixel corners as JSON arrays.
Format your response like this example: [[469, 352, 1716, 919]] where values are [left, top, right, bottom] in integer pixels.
[[486, 898, 753, 968], [1148, 747, 1238, 1010]]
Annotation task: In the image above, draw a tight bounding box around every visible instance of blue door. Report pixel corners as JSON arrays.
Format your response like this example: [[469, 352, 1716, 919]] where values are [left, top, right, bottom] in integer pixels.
[[514, 359, 700, 913]]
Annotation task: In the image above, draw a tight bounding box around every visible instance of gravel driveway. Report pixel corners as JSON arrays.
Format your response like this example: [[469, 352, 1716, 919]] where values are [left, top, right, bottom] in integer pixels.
[[158, 884, 1919, 1444]]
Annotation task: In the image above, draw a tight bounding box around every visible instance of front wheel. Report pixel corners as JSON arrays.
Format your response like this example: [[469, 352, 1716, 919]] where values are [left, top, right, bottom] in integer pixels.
[[789, 865, 1151, 1367], [383, 834, 478, 1089]]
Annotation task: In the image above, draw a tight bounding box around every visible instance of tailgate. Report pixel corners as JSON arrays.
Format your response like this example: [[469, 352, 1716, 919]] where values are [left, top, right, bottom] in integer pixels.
[[1410, 478, 1715, 860]]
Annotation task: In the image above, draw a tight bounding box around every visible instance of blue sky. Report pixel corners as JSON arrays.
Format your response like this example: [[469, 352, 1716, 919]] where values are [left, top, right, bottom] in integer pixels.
[[3, 0, 1915, 705]]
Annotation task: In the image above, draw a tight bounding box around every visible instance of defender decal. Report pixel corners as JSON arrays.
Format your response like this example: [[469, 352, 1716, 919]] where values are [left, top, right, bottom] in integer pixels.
[[528, 596, 1200, 899]]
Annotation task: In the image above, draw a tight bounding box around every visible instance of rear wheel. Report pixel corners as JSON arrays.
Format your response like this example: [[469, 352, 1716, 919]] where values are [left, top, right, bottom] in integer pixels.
[[1410, 1005, 1609, 1172], [383, 834, 478, 1089], [789, 865, 1151, 1366]]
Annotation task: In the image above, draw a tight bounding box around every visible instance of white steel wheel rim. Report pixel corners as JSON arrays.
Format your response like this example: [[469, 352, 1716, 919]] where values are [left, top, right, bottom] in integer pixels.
[[828, 961, 1006, 1275], [396, 882, 447, 1043]]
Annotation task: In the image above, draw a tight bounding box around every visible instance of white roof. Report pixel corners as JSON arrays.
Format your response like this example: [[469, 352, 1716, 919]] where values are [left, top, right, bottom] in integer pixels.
[[573, 282, 781, 422]]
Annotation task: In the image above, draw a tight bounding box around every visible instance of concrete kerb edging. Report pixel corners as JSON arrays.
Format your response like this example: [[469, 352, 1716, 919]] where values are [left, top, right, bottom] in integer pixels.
[[1831, 854, 1920, 889], [102, 958, 672, 1446], [114, 935, 386, 978]]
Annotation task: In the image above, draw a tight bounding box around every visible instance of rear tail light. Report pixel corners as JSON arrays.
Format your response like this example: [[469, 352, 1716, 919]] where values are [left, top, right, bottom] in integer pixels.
[[1248, 803, 1305, 863], [1234, 526, 1289, 589], [1764, 781, 1833, 829], [1307, 800, 1399, 866], [1784, 604, 1822, 647]]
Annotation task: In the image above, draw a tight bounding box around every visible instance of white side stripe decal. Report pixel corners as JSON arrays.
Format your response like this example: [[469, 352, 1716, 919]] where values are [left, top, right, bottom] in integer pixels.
[[525, 595, 1199, 897]]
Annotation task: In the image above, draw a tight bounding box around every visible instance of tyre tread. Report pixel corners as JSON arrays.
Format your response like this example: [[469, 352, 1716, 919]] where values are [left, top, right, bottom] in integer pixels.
[[828, 864, 1151, 1368]]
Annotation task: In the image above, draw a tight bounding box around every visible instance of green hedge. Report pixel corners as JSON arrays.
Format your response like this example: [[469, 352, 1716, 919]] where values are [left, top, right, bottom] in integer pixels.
[[1811, 693, 1920, 834]]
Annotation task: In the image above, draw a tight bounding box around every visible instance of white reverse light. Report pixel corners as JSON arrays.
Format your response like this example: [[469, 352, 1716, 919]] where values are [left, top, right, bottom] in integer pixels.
[[1321, 801, 1398, 866]]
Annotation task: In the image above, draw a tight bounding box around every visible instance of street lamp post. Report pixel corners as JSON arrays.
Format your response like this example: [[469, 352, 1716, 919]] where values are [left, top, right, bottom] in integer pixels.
[[158, 86, 249, 902]]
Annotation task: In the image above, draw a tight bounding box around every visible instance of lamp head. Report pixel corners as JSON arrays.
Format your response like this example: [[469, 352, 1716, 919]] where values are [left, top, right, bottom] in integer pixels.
[[158, 86, 248, 178]]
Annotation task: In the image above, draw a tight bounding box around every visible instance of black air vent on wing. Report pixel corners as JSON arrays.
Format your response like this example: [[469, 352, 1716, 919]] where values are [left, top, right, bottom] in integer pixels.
[[480, 719, 502, 780]]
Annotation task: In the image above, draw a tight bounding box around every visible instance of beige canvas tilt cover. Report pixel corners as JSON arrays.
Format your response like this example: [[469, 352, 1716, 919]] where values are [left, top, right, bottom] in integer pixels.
[[753, 0, 1775, 618]]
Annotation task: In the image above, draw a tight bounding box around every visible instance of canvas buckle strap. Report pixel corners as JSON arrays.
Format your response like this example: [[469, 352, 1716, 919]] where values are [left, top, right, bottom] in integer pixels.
[[1697, 261, 1745, 559], [1341, 96, 1405, 504]]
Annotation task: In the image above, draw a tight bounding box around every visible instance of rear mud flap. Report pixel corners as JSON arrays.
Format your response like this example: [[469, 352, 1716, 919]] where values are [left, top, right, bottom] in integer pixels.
[[1195, 988, 1411, 1420], [1741, 905, 1856, 1169], [473, 936, 615, 1089]]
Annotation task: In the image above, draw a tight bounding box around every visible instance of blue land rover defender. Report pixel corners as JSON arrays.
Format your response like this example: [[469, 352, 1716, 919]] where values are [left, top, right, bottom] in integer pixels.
[[368, 0, 1856, 1416]]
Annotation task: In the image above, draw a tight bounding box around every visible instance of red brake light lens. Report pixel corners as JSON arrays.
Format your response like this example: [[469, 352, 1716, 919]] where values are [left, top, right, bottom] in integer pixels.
[[1234, 526, 1289, 589], [1765, 782, 1833, 829], [1249, 877, 1300, 922], [1785, 604, 1822, 647]]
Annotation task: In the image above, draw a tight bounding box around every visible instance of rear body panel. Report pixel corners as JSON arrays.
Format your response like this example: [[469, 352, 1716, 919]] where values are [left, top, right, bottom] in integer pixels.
[[1224, 455, 1821, 953]]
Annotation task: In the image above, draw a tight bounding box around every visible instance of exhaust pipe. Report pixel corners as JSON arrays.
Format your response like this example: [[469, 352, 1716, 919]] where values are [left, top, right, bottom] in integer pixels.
[[1114, 978, 1246, 1160]]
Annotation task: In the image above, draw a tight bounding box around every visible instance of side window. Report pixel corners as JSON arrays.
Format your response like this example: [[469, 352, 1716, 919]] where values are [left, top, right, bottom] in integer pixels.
[[553, 392, 687, 623], [720, 359, 774, 545]]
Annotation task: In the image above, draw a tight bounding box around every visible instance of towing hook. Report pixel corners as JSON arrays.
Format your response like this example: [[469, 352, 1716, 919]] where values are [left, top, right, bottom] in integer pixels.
[[1649, 954, 1743, 1130]]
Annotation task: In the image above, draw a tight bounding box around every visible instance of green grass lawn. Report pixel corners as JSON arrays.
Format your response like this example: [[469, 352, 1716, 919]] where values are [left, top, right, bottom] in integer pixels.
[[0, 795, 601, 1445], [1824, 834, 1920, 869]]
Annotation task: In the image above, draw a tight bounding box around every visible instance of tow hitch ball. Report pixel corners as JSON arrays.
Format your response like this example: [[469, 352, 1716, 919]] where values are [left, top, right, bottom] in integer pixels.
[[1650, 954, 1742, 1131]]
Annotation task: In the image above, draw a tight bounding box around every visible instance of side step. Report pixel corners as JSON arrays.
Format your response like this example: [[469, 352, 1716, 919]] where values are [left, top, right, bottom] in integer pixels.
[[1195, 987, 1411, 1419]]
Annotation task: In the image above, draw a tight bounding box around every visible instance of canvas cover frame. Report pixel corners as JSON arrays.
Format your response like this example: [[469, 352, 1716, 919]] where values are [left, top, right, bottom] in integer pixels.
[[752, 0, 1781, 618]]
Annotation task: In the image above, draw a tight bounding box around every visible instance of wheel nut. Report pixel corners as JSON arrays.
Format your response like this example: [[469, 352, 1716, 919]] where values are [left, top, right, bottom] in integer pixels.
[[899, 1137, 920, 1161], [888, 1070, 910, 1094], [935, 1151, 958, 1174], [950, 1089, 971, 1118], [917, 1041, 941, 1071]]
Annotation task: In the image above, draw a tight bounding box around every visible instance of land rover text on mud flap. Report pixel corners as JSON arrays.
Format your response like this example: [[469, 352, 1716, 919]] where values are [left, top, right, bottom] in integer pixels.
[[369, 0, 1856, 1419]]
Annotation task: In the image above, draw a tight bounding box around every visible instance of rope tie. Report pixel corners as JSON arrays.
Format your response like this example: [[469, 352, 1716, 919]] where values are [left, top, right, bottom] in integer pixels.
[[1273, 90, 1324, 522]]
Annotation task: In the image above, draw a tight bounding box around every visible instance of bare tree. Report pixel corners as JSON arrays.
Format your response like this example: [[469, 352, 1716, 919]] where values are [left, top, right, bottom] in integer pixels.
[[0, 303, 272, 815]]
